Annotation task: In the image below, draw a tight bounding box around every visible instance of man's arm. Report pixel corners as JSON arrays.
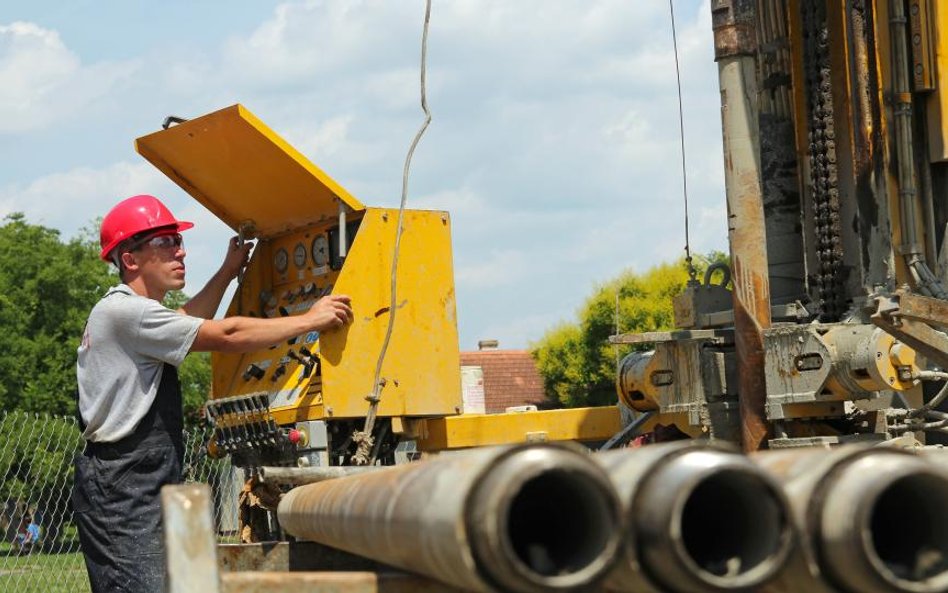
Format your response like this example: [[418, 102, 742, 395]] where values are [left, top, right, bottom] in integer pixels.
[[191, 294, 353, 353], [179, 237, 251, 319]]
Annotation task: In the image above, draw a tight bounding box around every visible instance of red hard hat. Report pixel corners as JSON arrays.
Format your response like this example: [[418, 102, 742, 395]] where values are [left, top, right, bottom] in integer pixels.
[[99, 195, 194, 261]]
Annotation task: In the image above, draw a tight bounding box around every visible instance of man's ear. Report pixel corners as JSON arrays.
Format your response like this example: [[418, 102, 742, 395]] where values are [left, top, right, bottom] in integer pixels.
[[120, 251, 140, 275]]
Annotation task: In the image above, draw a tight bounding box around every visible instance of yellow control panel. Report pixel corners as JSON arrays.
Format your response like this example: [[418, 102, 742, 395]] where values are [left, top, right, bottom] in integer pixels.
[[136, 105, 463, 424]]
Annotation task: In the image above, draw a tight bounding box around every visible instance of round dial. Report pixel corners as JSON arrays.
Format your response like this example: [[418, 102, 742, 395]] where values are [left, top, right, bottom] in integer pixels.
[[274, 248, 288, 273], [293, 243, 307, 268], [312, 235, 329, 266]]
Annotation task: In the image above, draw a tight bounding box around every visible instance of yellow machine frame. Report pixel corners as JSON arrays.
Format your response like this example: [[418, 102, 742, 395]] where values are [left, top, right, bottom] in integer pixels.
[[137, 105, 462, 423], [136, 104, 622, 456]]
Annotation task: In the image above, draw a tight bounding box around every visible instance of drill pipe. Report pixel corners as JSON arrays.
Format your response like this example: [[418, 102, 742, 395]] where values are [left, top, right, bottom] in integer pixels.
[[277, 443, 622, 593], [258, 465, 377, 485], [754, 446, 948, 593], [596, 442, 793, 593]]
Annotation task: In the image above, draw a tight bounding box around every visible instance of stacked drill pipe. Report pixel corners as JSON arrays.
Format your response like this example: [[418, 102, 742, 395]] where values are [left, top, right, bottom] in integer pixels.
[[596, 442, 795, 592], [754, 446, 948, 593], [277, 443, 623, 593]]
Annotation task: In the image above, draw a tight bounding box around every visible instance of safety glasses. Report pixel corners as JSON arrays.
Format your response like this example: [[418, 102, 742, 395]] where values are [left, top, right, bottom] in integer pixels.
[[130, 232, 184, 253]]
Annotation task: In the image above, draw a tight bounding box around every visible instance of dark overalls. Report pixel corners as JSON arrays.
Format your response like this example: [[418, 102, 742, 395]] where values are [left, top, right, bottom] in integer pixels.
[[73, 364, 184, 593]]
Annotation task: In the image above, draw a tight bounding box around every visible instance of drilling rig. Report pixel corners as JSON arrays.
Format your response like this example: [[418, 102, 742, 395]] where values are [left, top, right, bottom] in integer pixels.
[[142, 1, 948, 592], [615, 0, 948, 453]]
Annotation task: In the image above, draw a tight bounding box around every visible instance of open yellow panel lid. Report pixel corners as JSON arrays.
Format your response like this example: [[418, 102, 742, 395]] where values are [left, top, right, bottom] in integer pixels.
[[135, 104, 365, 236]]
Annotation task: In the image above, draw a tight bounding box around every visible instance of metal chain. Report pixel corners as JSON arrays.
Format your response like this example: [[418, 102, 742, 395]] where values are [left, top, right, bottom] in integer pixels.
[[801, 2, 846, 321]]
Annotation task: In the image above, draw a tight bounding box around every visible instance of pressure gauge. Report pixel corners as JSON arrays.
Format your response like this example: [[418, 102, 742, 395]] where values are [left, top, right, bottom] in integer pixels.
[[294, 243, 307, 268], [274, 248, 289, 273], [312, 235, 329, 267]]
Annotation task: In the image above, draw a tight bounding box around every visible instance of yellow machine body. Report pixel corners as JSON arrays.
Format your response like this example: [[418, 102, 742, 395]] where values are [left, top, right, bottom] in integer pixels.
[[415, 406, 632, 451], [136, 105, 463, 423]]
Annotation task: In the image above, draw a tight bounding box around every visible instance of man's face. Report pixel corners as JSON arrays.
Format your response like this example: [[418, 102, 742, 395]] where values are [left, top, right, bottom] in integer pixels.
[[129, 231, 187, 292]]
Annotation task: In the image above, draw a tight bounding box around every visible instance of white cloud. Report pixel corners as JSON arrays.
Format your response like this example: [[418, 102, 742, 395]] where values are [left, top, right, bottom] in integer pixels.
[[0, 21, 139, 133], [0, 161, 168, 234], [0, 158, 243, 309], [0, 1, 728, 348]]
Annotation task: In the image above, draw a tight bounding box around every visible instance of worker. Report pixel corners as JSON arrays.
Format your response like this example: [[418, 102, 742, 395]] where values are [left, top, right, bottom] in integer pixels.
[[72, 194, 353, 593]]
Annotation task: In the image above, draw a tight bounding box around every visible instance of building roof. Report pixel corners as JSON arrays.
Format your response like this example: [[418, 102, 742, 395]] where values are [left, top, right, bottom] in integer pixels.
[[460, 349, 549, 413]]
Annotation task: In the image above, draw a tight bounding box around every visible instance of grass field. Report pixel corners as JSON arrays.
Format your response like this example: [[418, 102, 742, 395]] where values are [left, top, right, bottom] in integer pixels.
[[0, 544, 88, 593]]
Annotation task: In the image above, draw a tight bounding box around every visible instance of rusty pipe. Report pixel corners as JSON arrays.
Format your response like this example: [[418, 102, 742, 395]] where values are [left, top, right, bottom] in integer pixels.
[[258, 465, 377, 485], [596, 442, 793, 593], [277, 444, 623, 593], [754, 446, 948, 593], [713, 0, 772, 452]]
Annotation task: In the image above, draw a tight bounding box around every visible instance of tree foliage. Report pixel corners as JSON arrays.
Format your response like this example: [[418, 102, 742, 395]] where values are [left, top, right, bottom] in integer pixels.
[[532, 253, 729, 408], [0, 214, 115, 415], [0, 214, 212, 420]]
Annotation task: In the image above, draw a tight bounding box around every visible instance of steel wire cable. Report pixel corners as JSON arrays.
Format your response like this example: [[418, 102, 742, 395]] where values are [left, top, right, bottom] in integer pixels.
[[353, 0, 433, 465], [668, 0, 697, 282]]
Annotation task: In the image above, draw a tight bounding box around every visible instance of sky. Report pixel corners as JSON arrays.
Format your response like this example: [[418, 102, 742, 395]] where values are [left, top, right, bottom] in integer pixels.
[[0, 0, 727, 350]]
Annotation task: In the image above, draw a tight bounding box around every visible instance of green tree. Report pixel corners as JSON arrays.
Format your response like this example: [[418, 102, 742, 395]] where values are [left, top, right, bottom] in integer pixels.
[[0, 214, 114, 414], [0, 214, 212, 420], [179, 352, 212, 422], [532, 254, 728, 408]]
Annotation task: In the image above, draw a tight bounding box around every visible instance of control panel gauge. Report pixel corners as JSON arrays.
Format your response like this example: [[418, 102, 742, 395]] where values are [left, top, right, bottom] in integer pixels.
[[274, 248, 289, 273], [312, 235, 329, 267], [294, 243, 307, 268]]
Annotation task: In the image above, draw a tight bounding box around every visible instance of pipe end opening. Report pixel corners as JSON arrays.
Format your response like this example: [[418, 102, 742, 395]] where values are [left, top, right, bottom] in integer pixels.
[[869, 473, 948, 587], [680, 469, 789, 583], [506, 469, 618, 579]]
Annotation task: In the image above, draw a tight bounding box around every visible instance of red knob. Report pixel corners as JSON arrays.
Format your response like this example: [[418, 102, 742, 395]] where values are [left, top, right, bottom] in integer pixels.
[[288, 429, 301, 444]]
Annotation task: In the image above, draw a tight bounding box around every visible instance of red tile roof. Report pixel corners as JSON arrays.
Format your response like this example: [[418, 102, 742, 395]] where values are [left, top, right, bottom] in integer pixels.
[[460, 349, 549, 413]]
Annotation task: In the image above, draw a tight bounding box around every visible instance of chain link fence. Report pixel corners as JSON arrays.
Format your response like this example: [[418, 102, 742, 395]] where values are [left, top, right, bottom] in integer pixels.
[[0, 411, 239, 593]]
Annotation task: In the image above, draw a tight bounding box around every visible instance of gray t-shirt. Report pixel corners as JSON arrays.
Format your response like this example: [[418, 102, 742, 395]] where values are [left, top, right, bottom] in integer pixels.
[[77, 284, 204, 442]]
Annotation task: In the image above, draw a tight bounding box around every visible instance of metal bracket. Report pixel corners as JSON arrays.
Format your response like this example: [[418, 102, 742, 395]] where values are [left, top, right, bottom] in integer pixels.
[[871, 291, 948, 369]]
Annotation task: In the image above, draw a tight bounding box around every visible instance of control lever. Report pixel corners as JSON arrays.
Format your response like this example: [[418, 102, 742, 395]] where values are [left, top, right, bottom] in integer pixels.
[[288, 348, 317, 378], [242, 363, 266, 381], [270, 364, 287, 383], [233, 398, 253, 445]]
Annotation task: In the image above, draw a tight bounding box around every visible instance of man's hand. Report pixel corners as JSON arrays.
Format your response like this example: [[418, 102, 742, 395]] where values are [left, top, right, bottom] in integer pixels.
[[220, 236, 253, 281], [303, 295, 354, 332]]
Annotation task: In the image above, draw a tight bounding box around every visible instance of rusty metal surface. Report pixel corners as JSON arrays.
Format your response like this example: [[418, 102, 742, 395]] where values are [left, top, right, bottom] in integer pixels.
[[888, 291, 948, 327], [711, 0, 759, 59], [277, 444, 622, 593], [258, 466, 378, 486], [717, 46, 773, 452], [872, 295, 948, 370], [218, 542, 392, 573], [609, 329, 732, 345], [221, 572, 469, 593]]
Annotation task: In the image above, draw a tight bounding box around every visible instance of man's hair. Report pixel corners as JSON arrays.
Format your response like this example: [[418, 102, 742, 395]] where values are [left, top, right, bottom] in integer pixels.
[[111, 241, 132, 282], [110, 228, 158, 281]]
